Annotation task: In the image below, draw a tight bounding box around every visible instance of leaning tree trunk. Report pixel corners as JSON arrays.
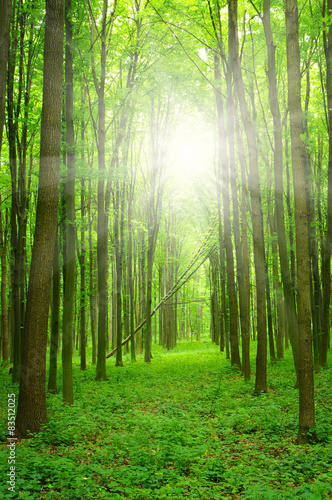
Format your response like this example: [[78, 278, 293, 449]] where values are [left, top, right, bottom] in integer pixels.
[[285, 0, 315, 444], [15, 0, 64, 438]]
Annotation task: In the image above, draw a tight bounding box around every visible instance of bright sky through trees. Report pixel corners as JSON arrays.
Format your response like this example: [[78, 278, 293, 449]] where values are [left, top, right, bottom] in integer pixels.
[[168, 121, 215, 189]]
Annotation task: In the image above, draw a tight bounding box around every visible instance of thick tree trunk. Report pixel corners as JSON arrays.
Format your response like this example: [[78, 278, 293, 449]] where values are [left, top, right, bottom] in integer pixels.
[[285, 0, 315, 444], [15, 0, 64, 438]]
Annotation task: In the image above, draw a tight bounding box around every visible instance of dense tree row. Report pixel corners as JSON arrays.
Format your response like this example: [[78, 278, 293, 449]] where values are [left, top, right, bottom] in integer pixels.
[[0, 0, 331, 444]]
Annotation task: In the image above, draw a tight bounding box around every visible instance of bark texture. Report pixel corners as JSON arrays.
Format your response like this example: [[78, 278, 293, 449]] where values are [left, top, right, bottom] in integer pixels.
[[285, 0, 315, 444], [15, 0, 64, 438], [228, 0, 267, 393]]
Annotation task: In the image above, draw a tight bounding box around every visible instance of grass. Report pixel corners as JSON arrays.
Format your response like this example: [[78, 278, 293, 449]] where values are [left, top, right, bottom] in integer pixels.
[[1, 340, 332, 499]]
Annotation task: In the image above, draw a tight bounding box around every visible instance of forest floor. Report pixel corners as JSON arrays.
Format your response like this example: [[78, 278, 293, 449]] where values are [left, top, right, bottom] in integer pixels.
[[1, 340, 332, 500]]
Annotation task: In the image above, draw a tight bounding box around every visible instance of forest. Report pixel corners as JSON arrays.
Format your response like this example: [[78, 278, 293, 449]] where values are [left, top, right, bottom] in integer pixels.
[[0, 0, 332, 498]]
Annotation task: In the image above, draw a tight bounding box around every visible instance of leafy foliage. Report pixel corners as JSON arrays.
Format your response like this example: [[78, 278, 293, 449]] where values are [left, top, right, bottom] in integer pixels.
[[1, 342, 332, 499]]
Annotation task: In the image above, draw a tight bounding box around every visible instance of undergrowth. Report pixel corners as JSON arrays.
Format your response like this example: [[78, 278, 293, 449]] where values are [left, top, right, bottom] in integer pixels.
[[1, 341, 332, 499]]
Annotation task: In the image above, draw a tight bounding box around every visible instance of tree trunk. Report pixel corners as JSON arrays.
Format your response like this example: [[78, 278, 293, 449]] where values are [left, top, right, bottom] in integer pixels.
[[214, 54, 241, 369], [62, 0, 75, 405], [228, 0, 267, 393], [15, 0, 64, 438], [0, 0, 11, 364], [88, 181, 97, 365], [48, 235, 60, 393], [114, 182, 123, 367], [285, 0, 315, 444], [0, 0, 12, 146], [95, 0, 108, 381], [234, 107, 251, 379], [321, 0, 332, 367], [128, 192, 136, 362], [79, 94, 86, 371], [0, 206, 9, 362]]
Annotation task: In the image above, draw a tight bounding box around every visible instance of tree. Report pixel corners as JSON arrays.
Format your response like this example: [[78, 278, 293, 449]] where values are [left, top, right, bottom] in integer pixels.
[[15, 0, 64, 438], [62, 0, 75, 405], [228, 0, 267, 393], [285, 0, 315, 444], [0, 0, 12, 364], [321, 0, 332, 367]]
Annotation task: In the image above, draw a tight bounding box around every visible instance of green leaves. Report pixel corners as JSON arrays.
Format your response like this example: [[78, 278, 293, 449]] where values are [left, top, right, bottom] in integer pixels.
[[0, 343, 332, 499]]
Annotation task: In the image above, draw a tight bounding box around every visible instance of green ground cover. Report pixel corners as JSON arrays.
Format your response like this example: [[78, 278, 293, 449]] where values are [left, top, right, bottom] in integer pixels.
[[1, 341, 332, 499]]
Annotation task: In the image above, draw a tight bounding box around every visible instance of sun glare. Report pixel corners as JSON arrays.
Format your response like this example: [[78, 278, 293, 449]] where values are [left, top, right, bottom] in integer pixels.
[[168, 123, 214, 188]]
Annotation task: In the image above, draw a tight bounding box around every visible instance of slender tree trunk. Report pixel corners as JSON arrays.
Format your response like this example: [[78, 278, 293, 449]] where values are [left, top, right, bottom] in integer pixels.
[[321, 0, 332, 366], [95, 0, 108, 381], [15, 0, 64, 438], [79, 94, 86, 371], [0, 206, 8, 362], [62, 0, 75, 404], [80, 179, 86, 370], [48, 235, 60, 393], [228, 0, 267, 393], [128, 193, 136, 362], [0, 0, 11, 364], [214, 54, 241, 369], [114, 182, 123, 367], [7, 13, 21, 382], [285, 0, 315, 444], [235, 106, 251, 379], [270, 214, 285, 359], [0, 0, 12, 147]]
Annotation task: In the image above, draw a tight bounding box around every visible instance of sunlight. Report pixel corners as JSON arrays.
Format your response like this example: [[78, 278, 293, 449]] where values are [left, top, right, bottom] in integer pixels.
[[168, 122, 214, 187]]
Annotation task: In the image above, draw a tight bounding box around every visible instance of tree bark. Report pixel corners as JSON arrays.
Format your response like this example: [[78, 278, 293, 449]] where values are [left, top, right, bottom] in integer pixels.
[[214, 53, 241, 369], [95, 0, 108, 381], [62, 0, 75, 404], [235, 106, 251, 379], [0, 0, 11, 364], [48, 235, 60, 393], [285, 0, 315, 444], [321, 0, 332, 367], [228, 0, 267, 393], [15, 0, 64, 438], [0, 0, 12, 146]]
